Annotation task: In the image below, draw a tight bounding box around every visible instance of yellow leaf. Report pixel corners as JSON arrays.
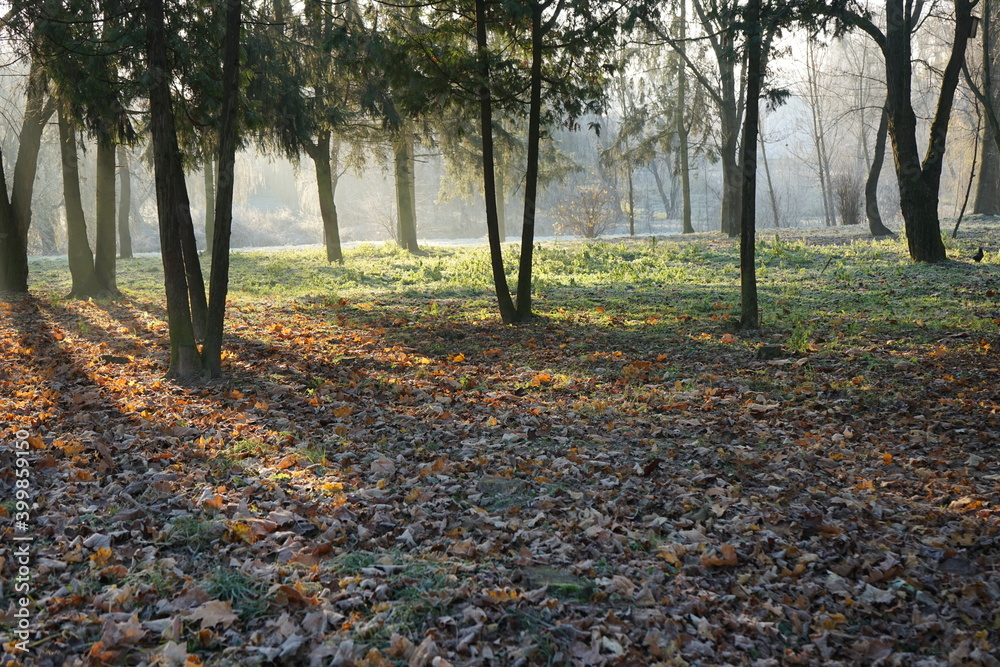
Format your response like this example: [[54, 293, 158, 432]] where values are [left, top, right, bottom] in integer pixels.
[[452, 352, 466, 363], [90, 547, 114, 567]]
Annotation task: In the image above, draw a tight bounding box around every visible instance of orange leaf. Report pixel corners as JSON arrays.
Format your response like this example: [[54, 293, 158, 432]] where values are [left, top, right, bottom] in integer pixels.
[[700, 543, 738, 568], [276, 454, 300, 470], [530, 372, 552, 386], [720, 333, 738, 344], [333, 405, 354, 419]]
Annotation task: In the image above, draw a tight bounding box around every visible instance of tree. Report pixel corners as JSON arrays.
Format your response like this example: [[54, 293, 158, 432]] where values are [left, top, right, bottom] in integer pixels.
[[58, 105, 104, 299], [848, 0, 978, 262], [964, 0, 1000, 215], [738, 0, 762, 329], [1, 25, 57, 293], [864, 103, 896, 237], [0, 149, 24, 294], [145, 0, 204, 378], [400, 0, 618, 322], [203, 0, 242, 378], [118, 145, 134, 258], [645, 0, 747, 236]]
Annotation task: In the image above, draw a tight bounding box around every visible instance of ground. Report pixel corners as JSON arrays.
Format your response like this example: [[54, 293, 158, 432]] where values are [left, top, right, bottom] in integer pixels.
[[1, 221, 999, 665]]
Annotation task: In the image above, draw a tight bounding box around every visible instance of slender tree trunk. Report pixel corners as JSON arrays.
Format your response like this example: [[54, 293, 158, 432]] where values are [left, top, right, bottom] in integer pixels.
[[624, 155, 636, 236], [974, 124, 1000, 214], [739, 0, 761, 330], [496, 161, 507, 243], [59, 107, 102, 299], [94, 136, 118, 293], [0, 148, 26, 294], [204, 0, 242, 379], [720, 135, 741, 236], [865, 105, 895, 237], [953, 110, 980, 238], [515, 1, 544, 320], [204, 157, 216, 256], [118, 145, 133, 258], [394, 126, 419, 252], [760, 116, 781, 228], [311, 130, 343, 264], [807, 43, 834, 226], [677, 0, 694, 234], [650, 161, 672, 221], [11, 55, 53, 252], [475, 0, 516, 324], [146, 0, 202, 378]]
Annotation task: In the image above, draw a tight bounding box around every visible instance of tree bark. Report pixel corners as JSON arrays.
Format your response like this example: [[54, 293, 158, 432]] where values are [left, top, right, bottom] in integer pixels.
[[95, 136, 118, 293], [739, 0, 761, 330], [11, 55, 54, 253], [394, 125, 419, 253], [118, 145, 133, 258], [203, 157, 216, 256], [514, 1, 544, 320], [146, 0, 202, 379], [0, 148, 26, 294], [310, 130, 343, 264], [760, 116, 781, 228], [883, 0, 973, 262], [59, 107, 102, 299], [677, 0, 694, 234], [865, 105, 895, 237], [974, 124, 1000, 214], [974, 0, 1000, 215], [475, 0, 517, 324], [203, 0, 242, 379]]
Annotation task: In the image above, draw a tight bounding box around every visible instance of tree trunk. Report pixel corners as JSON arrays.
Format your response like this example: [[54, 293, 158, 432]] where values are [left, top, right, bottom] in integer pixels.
[[204, 157, 216, 256], [649, 160, 672, 221], [974, 124, 1000, 214], [146, 0, 202, 379], [865, 105, 895, 237], [677, 0, 694, 235], [739, 0, 761, 330], [203, 0, 242, 379], [806, 43, 834, 226], [496, 162, 507, 243], [720, 134, 741, 236], [0, 148, 26, 294], [760, 116, 781, 228], [118, 145, 133, 258], [11, 55, 53, 252], [974, 0, 1000, 215], [475, 0, 517, 324], [883, 0, 973, 262], [94, 136, 118, 293], [394, 126, 419, 252], [311, 130, 343, 264], [952, 110, 980, 238], [59, 107, 102, 299], [514, 1, 544, 320]]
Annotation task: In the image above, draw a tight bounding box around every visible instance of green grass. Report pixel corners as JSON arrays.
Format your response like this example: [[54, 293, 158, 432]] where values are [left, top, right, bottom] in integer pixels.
[[25, 221, 1000, 362]]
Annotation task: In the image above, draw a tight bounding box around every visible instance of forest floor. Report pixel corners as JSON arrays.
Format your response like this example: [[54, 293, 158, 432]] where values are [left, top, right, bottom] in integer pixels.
[[2, 219, 999, 666]]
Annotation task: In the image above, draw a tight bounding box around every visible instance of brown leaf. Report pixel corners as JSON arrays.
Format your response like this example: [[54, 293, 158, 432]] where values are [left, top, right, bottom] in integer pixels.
[[187, 600, 239, 629]]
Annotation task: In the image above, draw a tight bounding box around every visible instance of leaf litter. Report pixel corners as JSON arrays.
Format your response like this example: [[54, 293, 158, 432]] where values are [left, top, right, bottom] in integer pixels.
[[1, 238, 1000, 665]]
